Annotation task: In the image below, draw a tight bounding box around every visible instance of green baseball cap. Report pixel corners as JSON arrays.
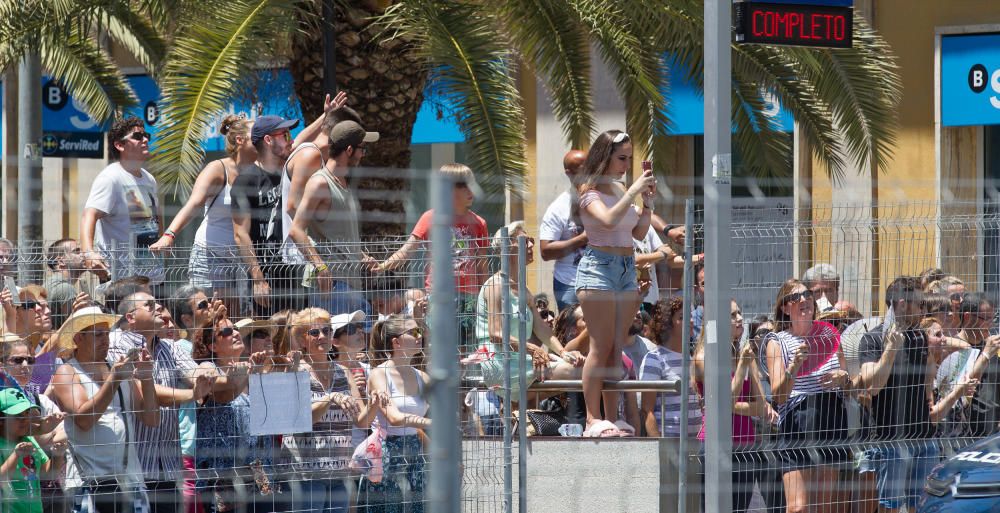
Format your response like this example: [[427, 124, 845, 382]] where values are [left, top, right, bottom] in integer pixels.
[[0, 388, 38, 416]]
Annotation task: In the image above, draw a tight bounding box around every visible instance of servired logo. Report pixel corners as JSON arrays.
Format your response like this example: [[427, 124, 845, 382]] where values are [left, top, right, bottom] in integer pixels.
[[968, 64, 1000, 109]]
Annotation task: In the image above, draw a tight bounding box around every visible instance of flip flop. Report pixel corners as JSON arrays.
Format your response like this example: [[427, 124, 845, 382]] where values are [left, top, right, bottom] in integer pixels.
[[613, 420, 636, 437], [584, 420, 621, 438]]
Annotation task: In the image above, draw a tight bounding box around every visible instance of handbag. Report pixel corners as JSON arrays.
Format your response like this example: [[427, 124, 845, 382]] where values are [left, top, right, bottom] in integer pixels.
[[511, 409, 566, 436], [349, 421, 386, 483]]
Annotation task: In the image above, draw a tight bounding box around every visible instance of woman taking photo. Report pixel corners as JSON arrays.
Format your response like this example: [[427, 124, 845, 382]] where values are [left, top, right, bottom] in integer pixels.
[[692, 299, 767, 513], [765, 279, 853, 513], [150, 115, 255, 316], [574, 130, 656, 437], [360, 314, 431, 513]]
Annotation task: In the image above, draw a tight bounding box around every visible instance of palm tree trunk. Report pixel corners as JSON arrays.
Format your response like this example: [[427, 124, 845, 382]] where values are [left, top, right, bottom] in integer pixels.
[[290, 1, 428, 236]]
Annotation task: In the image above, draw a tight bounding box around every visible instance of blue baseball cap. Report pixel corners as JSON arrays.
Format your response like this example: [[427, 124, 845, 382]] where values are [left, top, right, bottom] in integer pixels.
[[251, 115, 300, 145]]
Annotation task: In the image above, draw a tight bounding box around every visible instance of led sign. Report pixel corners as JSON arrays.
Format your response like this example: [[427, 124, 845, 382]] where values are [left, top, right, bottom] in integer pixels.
[[735, 1, 854, 49]]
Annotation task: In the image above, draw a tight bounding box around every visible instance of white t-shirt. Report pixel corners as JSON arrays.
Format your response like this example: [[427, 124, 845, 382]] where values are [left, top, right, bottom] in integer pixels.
[[633, 227, 663, 304], [84, 162, 164, 284], [539, 190, 585, 286]]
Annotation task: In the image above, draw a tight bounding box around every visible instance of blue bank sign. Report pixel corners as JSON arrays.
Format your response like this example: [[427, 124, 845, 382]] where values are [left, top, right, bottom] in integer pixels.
[[941, 33, 1000, 127]]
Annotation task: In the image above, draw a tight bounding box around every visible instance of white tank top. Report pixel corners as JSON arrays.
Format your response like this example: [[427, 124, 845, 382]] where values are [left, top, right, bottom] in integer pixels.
[[280, 143, 324, 264], [62, 359, 143, 488], [193, 160, 235, 248], [372, 364, 429, 436]]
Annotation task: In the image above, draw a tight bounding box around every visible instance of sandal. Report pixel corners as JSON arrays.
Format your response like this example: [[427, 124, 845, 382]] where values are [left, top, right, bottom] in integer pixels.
[[583, 420, 621, 438], [613, 420, 636, 437]]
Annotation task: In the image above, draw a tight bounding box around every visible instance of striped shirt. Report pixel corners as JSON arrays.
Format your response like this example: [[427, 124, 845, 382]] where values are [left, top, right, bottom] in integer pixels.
[[108, 331, 197, 481], [282, 365, 354, 478], [639, 346, 702, 437], [766, 321, 842, 413]]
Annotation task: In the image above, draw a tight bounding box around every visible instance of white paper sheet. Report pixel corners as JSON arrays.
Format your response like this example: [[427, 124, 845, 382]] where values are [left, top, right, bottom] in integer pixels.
[[249, 371, 312, 436]]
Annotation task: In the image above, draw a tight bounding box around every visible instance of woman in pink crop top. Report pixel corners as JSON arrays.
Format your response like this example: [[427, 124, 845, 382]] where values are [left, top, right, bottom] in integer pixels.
[[574, 130, 657, 437]]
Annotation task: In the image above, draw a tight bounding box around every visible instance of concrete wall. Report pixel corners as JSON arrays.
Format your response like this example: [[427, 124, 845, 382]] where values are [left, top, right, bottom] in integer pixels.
[[462, 439, 701, 513]]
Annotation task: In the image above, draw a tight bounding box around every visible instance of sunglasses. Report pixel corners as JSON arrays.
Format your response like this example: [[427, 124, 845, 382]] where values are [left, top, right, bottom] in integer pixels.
[[356, 144, 368, 155], [336, 323, 363, 336], [216, 326, 235, 337], [17, 300, 41, 311], [6, 356, 34, 366], [950, 293, 964, 303], [612, 132, 630, 144], [269, 130, 291, 141], [782, 290, 815, 304], [129, 300, 155, 313], [403, 327, 423, 339], [307, 326, 333, 338], [125, 131, 152, 142], [196, 299, 210, 311]]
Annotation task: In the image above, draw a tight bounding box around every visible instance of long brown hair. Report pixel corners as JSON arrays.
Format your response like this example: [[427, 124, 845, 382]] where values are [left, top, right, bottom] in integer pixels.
[[576, 130, 630, 193], [772, 279, 815, 333], [269, 309, 294, 355], [368, 314, 413, 367]]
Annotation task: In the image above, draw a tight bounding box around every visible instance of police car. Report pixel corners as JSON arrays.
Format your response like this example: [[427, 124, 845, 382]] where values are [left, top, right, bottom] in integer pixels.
[[919, 434, 1000, 512]]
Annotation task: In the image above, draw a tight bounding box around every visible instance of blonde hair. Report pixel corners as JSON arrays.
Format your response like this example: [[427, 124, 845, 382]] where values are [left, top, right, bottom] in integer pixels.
[[289, 308, 332, 349], [492, 221, 526, 249], [220, 114, 252, 158], [439, 163, 480, 196]]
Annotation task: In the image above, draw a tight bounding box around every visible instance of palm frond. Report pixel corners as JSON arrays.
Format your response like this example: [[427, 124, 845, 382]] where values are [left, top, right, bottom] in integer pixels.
[[499, 0, 594, 148], [38, 28, 137, 122], [153, 0, 302, 197], [570, 0, 669, 160], [378, 1, 527, 198], [732, 82, 793, 177], [96, 3, 168, 75]]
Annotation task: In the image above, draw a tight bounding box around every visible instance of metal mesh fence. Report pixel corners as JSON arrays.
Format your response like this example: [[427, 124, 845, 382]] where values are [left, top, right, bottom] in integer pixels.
[[0, 234, 518, 513]]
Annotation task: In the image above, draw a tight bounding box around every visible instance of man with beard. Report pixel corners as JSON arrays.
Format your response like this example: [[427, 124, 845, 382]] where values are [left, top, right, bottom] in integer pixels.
[[288, 120, 379, 320], [231, 115, 301, 316]]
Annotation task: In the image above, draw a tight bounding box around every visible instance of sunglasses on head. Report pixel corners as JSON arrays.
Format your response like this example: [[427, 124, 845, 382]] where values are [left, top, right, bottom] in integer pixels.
[[17, 300, 40, 311], [196, 299, 210, 311], [612, 132, 630, 144], [782, 290, 814, 304], [6, 356, 34, 366], [125, 131, 152, 142], [308, 326, 333, 338], [216, 326, 235, 338]]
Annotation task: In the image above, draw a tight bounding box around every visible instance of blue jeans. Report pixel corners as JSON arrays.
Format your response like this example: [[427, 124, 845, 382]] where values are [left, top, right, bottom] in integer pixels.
[[293, 478, 348, 513], [552, 278, 578, 312], [872, 440, 940, 510], [574, 247, 638, 292]]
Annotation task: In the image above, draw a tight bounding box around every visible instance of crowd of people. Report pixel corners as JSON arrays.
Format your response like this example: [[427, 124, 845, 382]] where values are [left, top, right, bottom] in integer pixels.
[[0, 102, 994, 513]]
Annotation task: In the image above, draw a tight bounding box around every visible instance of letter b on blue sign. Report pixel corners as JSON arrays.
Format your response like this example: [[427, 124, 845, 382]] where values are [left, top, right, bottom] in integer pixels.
[[971, 64, 988, 93]]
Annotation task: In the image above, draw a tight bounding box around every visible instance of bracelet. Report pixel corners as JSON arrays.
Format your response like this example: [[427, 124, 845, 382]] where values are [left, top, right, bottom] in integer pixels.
[[658, 248, 670, 261], [163, 230, 176, 239], [315, 263, 329, 273]]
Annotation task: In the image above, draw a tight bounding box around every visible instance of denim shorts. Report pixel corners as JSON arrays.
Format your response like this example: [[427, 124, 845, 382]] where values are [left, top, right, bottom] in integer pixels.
[[574, 247, 638, 292]]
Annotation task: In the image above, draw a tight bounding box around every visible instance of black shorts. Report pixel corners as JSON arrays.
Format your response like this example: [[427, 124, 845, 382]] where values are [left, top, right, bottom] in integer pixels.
[[777, 391, 852, 471]]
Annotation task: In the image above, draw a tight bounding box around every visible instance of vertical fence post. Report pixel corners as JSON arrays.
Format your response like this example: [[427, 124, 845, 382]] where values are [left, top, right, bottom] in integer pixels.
[[500, 227, 513, 513], [678, 199, 695, 513], [428, 170, 460, 513], [516, 235, 529, 513], [704, 0, 734, 511]]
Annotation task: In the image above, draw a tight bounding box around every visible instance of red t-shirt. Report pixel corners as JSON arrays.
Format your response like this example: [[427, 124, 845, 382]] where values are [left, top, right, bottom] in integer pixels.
[[411, 210, 489, 294]]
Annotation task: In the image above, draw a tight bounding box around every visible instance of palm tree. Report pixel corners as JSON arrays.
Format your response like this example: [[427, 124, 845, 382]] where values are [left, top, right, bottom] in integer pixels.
[[0, 0, 169, 123], [40, 0, 897, 235]]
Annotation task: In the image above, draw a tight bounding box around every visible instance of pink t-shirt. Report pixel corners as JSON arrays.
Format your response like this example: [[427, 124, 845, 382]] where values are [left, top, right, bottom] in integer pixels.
[[411, 210, 488, 294], [579, 189, 639, 248], [696, 377, 756, 445]]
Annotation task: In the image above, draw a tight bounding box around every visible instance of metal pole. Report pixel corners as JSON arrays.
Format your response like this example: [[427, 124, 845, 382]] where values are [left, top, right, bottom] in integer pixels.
[[516, 235, 529, 513], [704, 1, 734, 512], [678, 199, 694, 513], [322, 0, 337, 94], [17, 52, 43, 282], [499, 227, 513, 513], [428, 170, 460, 513]]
